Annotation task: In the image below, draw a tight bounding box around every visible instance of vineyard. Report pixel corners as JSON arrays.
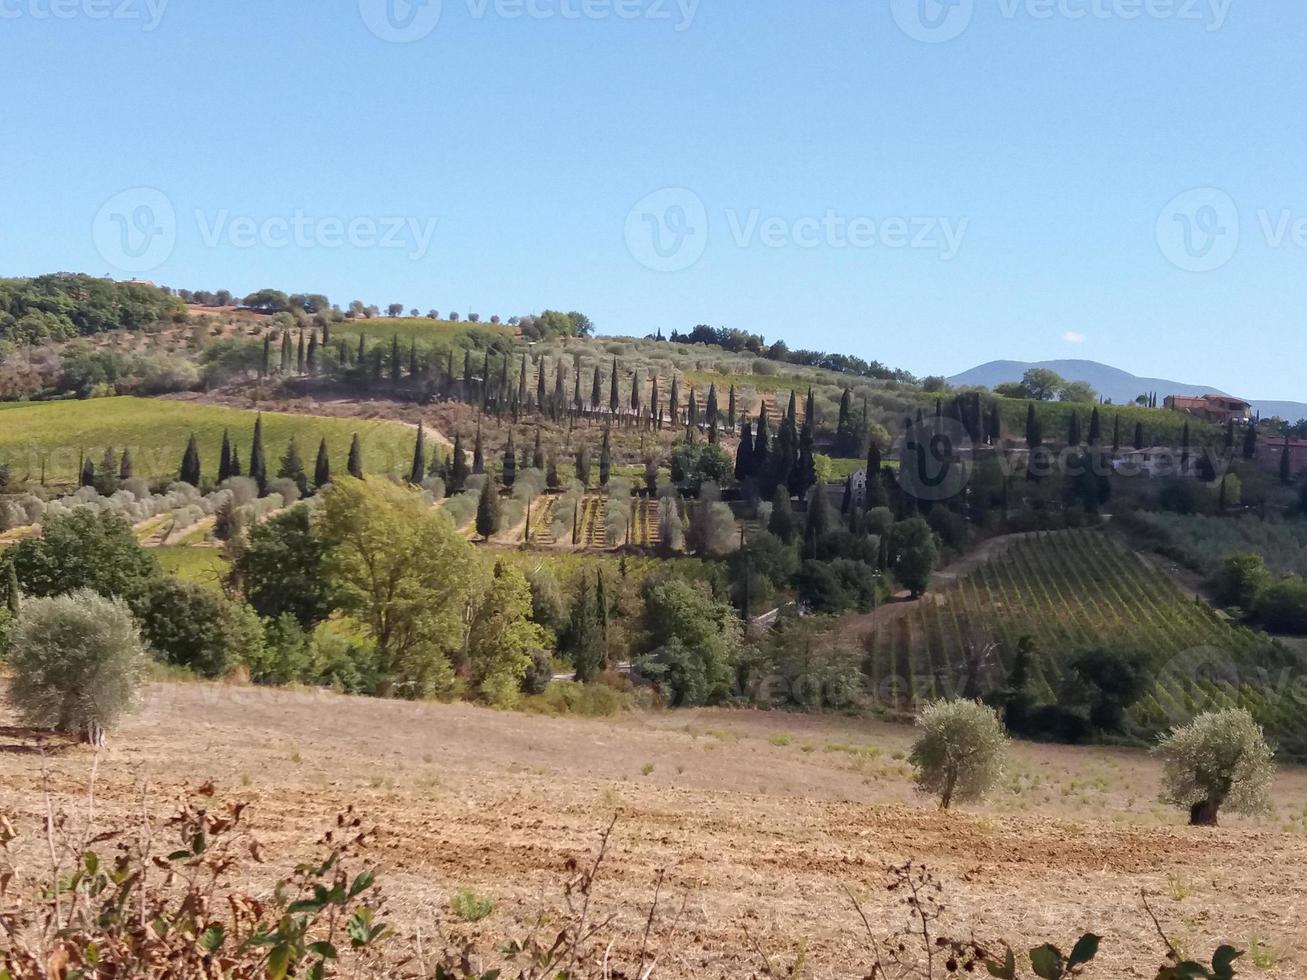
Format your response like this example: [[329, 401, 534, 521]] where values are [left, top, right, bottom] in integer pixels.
[[864, 529, 1307, 756]]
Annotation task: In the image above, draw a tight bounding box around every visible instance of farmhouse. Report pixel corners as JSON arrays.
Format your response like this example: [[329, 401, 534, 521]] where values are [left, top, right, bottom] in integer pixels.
[[1163, 393, 1252, 424]]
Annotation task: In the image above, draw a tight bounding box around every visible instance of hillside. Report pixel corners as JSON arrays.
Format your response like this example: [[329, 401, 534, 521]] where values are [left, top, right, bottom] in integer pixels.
[[949, 359, 1307, 421]]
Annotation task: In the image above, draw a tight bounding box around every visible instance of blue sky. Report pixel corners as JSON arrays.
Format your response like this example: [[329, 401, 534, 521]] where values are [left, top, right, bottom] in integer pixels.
[[3, 0, 1305, 400]]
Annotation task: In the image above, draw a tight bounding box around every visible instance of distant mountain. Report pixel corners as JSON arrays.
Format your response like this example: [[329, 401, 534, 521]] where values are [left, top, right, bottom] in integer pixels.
[[947, 359, 1307, 421]]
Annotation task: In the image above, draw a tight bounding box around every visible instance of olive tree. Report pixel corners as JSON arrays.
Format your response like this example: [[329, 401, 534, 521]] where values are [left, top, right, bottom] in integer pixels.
[[1156, 708, 1274, 826], [7, 590, 148, 746], [909, 699, 1008, 810]]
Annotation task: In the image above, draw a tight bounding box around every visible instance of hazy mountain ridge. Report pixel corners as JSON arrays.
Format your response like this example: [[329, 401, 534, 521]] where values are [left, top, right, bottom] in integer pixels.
[[947, 359, 1307, 421]]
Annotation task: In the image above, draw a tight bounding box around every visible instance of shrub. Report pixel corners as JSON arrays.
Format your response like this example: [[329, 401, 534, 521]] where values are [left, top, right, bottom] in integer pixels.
[[137, 580, 262, 679], [908, 699, 1008, 810], [7, 590, 148, 745], [449, 888, 495, 923], [520, 680, 625, 717], [1213, 552, 1272, 611], [9, 510, 160, 605], [888, 518, 939, 596], [1156, 708, 1274, 826], [1253, 576, 1307, 634]]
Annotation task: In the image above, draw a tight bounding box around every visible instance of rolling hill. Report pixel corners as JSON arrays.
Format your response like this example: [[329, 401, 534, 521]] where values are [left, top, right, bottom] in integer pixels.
[[948, 359, 1307, 421]]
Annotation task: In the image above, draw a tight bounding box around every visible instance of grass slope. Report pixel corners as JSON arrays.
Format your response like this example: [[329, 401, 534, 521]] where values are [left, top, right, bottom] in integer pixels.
[[0, 397, 417, 487]]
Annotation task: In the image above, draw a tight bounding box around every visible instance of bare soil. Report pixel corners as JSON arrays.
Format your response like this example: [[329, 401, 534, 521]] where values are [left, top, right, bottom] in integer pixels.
[[2, 684, 1305, 977]]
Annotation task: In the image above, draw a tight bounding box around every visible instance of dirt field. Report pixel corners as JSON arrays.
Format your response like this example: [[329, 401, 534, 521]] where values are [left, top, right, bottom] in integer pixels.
[[3, 683, 1306, 977]]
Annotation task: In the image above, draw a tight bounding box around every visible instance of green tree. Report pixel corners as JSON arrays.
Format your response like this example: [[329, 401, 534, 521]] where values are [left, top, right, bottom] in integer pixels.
[[1157, 708, 1274, 826], [249, 413, 268, 493], [768, 485, 797, 544], [232, 506, 332, 628], [467, 560, 548, 707], [1213, 553, 1271, 611], [909, 699, 1008, 810], [278, 436, 308, 496], [318, 477, 483, 697], [475, 475, 501, 540], [347, 433, 364, 479], [9, 511, 159, 604], [7, 590, 147, 746], [562, 573, 605, 682], [1022, 368, 1064, 401], [218, 428, 234, 483], [409, 423, 427, 485], [179, 433, 201, 487], [599, 427, 612, 486], [888, 518, 939, 597], [449, 432, 469, 494], [137, 580, 262, 679], [635, 576, 742, 707], [313, 437, 331, 489]]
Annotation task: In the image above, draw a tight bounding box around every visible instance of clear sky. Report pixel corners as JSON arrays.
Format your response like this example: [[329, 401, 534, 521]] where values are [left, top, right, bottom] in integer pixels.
[[3, 0, 1304, 399]]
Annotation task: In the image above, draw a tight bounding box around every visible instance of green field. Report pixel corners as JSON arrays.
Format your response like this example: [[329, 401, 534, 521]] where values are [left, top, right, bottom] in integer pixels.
[[0, 397, 418, 487], [154, 546, 230, 592], [330, 317, 515, 348], [865, 529, 1307, 755]]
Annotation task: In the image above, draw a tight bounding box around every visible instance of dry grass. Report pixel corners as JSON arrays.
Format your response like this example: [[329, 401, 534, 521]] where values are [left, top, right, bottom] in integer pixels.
[[1, 683, 1305, 976]]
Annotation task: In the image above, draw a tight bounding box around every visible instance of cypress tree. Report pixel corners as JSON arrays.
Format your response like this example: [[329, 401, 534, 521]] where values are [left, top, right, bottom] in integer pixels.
[[98, 448, 119, 495], [1281, 437, 1293, 485], [532, 428, 545, 470], [1134, 421, 1146, 451], [630, 370, 641, 416], [218, 428, 233, 483], [473, 426, 485, 474], [410, 423, 427, 484], [463, 350, 474, 401], [1088, 407, 1102, 445], [576, 444, 591, 486], [572, 366, 582, 417], [736, 420, 755, 480], [261, 334, 271, 377], [296, 330, 306, 374], [503, 430, 517, 489], [806, 481, 832, 543], [786, 390, 797, 426], [4, 563, 19, 618], [565, 574, 604, 682], [450, 432, 469, 493], [357, 333, 366, 366], [599, 427, 612, 486], [706, 383, 719, 431], [546, 454, 560, 490], [314, 437, 331, 489], [650, 375, 660, 428], [119, 447, 134, 481], [278, 437, 308, 495], [280, 332, 292, 373], [553, 365, 566, 419], [180, 433, 202, 487], [230, 442, 242, 477], [768, 484, 796, 543], [347, 433, 364, 479], [728, 384, 737, 430], [537, 357, 548, 413], [591, 364, 602, 413], [753, 409, 771, 474], [475, 476, 501, 540], [1243, 423, 1258, 460], [669, 376, 680, 427], [595, 570, 610, 663], [864, 440, 883, 512], [80, 455, 95, 488], [391, 336, 403, 384], [1025, 403, 1041, 449], [609, 358, 620, 415], [518, 356, 529, 407], [1225, 419, 1236, 453], [687, 388, 699, 431], [249, 414, 268, 492], [1067, 412, 1081, 447]]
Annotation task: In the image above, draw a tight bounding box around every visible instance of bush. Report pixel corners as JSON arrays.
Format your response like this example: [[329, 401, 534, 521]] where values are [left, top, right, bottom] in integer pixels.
[[1213, 552, 1272, 611], [137, 580, 262, 679], [888, 518, 939, 596], [1253, 576, 1307, 634], [1156, 708, 1274, 826], [520, 680, 625, 717], [908, 699, 1008, 810], [6, 590, 148, 745], [9, 510, 160, 605]]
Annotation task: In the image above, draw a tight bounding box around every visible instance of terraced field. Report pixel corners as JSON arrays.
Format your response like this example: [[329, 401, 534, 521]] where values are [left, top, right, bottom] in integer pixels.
[[864, 529, 1307, 755]]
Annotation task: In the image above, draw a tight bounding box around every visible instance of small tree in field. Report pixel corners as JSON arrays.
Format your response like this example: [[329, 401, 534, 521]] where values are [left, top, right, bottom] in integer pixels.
[[1157, 708, 1274, 826], [909, 699, 1008, 810], [7, 590, 148, 746]]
